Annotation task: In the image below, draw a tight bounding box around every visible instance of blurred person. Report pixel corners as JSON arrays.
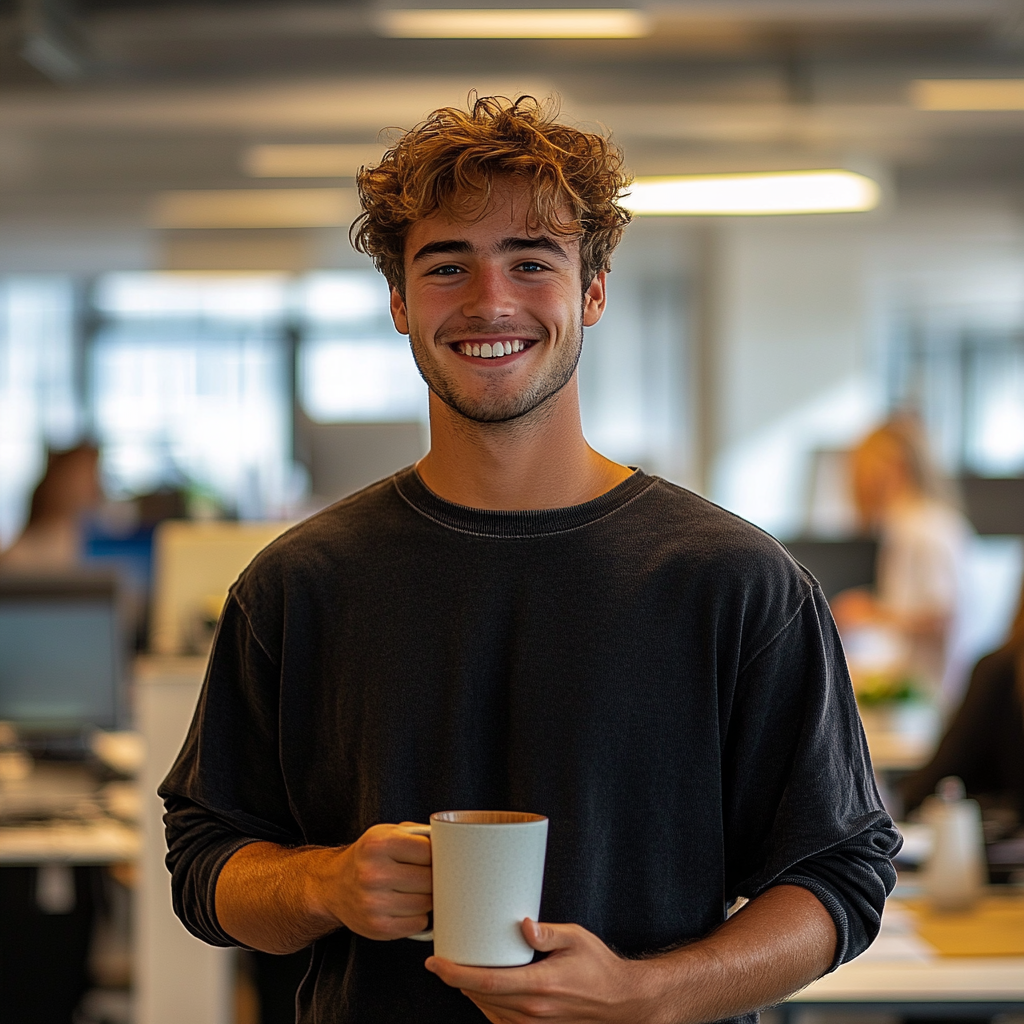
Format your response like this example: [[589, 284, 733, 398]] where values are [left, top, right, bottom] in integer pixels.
[[0, 444, 103, 570], [831, 415, 971, 706], [160, 96, 897, 1024], [901, 579, 1024, 822]]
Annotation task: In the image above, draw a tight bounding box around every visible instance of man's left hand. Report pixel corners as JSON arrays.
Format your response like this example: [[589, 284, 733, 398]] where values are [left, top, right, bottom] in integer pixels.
[[425, 918, 669, 1024]]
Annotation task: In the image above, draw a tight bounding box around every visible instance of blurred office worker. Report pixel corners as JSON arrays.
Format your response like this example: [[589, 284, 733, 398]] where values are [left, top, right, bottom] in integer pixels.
[[160, 96, 898, 1024], [0, 444, 103, 570], [832, 415, 971, 706], [902, 581, 1024, 822]]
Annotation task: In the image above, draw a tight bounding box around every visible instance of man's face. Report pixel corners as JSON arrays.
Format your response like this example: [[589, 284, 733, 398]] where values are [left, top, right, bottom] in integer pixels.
[[390, 178, 606, 424]]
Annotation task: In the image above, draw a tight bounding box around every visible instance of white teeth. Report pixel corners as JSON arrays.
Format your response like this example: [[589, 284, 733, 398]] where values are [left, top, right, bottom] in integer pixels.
[[458, 340, 526, 358]]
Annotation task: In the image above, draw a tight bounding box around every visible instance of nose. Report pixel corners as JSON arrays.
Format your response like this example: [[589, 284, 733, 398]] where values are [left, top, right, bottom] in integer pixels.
[[461, 264, 516, 322]]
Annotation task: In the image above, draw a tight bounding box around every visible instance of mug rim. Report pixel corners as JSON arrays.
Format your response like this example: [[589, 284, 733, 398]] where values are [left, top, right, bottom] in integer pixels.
[[430, 810, 547, 825]]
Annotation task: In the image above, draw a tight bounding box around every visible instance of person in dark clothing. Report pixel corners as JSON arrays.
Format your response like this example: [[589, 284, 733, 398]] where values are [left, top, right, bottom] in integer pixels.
[[161, 95, 899, 1024], [902, 592, 1024, 818]]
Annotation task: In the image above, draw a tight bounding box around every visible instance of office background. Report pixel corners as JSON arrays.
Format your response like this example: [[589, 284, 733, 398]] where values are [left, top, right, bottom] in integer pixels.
[[2, 3, 1024, 1023]]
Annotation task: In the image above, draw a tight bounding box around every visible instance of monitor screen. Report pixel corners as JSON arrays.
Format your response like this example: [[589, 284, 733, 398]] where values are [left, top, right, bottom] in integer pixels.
[[782, 538, 878, 600], [0, 573, 125, 732]]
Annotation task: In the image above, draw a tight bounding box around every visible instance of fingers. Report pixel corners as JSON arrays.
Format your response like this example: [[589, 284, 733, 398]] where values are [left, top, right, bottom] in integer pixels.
[[328, 823, 434, 940], [521, 918, 579, 952], [347, 849, 432, 897], [426, 921, 583, 991], [368, 823, 432, 866], [345, 886, 431, 940], [426, 955, 554, 998], [363, 911, 431, 941], [427, 959, 557, 1022], [425, 956, 530, 995], [389, 862, 433, 895]]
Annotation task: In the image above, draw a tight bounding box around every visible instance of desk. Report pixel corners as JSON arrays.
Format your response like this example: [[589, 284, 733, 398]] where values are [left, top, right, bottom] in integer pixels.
[[0, 819, 138, 863], [0, 763, 138, 1024], [0, 761, 140, 864], [784, 892, 1024, 1021]]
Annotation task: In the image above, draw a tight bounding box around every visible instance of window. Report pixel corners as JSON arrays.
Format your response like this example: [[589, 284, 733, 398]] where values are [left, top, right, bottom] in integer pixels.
[[90, 274, 293, 518], [0, 277, 78, 546], [296, 271, 426, 423]]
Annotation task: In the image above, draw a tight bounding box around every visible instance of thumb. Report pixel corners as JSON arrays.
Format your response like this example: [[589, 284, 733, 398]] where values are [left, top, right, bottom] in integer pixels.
[[521, 918, 577, 953]]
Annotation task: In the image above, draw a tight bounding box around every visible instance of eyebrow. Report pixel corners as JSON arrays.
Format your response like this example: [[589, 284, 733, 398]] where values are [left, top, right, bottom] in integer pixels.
[[410, 235, 572, 265], [495, 236, 571, 263], [411, 239, 474, 263]]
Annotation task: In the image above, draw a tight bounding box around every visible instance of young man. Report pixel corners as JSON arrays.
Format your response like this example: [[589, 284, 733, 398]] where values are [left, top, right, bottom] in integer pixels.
[[162, 96, 898, 1024]]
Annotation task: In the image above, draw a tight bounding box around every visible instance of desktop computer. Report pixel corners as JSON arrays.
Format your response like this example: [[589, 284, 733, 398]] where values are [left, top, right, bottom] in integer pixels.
[[0, 571, 127, 740]]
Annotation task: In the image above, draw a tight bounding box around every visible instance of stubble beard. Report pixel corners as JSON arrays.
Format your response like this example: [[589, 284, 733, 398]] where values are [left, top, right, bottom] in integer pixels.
[[408, 312, 585, 425]]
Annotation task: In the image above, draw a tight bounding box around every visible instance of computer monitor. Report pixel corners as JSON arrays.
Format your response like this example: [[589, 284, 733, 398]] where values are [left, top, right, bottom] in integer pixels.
[[0, 571, 127, 733], [782, 538, 878, 600], [149, 520, 293, 655]]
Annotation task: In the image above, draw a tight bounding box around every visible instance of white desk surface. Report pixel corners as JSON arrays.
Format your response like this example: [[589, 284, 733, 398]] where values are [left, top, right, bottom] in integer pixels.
[[790, 889, 1024, 1005], [791, 957, 1024, 1003], [0, 818, 139, 864]]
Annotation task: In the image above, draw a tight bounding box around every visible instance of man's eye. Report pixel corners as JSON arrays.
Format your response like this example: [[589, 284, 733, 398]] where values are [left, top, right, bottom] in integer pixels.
[[517, 261, 547, 272], [430, 264, 463, 276]]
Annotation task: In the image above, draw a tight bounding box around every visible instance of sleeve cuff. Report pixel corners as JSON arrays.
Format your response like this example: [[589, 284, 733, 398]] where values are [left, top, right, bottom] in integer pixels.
[[191, 836, 267, 950], [770, 874, 850, 973]]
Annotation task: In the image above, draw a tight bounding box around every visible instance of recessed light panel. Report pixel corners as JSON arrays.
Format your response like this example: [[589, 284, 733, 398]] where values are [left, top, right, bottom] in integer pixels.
[[622, 170, 881, 216], [151, 189, 358, 229], [379, 8, 649, 38], [243, 144, 386, 178]]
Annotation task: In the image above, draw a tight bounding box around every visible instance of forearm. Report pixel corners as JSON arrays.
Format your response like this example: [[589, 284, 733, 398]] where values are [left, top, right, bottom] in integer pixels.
[[646, 885, 837, 1024], [215, 841, 342, 954], [214, 824, 433, 955]]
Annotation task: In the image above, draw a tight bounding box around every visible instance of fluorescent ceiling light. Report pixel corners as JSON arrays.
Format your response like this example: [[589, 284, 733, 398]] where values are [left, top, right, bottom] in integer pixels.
[[911, 79, 1024, 111], [243, 144, 386, 178], [622, 170, 880, 217], [379, 8, 649, 38], [151, 189, 357, 229]]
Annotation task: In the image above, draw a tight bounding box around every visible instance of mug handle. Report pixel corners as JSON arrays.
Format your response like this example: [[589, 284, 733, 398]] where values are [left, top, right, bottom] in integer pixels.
[[400, 823, 433, 941]]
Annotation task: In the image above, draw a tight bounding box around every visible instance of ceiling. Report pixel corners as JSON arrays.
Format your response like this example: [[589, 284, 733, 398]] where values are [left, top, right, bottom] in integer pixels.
[[4, 0, 1024, 253]]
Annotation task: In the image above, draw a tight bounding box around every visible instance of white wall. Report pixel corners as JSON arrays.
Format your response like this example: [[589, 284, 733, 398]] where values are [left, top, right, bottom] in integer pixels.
[[579, 217, 696, 485], [709, 213, 882, 535], [708, 196, 1024, 537]]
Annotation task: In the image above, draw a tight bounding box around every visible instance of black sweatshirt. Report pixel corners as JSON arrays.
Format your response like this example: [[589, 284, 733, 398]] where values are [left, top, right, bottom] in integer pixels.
[[161, 468, 899, 1024]]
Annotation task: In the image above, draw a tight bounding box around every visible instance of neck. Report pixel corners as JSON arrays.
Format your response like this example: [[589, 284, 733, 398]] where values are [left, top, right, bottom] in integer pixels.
[[415, 374, 633, 510]]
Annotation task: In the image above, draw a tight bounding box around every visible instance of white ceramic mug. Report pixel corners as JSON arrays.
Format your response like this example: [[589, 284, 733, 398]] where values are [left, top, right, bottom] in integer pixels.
[[403, 810, 548, 967]]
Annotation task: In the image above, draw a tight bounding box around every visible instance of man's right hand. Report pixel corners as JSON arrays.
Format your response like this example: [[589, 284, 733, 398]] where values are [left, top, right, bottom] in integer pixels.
[[214, 823, 432, 954], [323, 822, 433, 940]]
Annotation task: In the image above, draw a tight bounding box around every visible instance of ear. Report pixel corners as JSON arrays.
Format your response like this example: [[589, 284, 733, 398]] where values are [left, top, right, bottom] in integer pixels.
[[582, 271, 607, 328], [390, 285, 410, 335]]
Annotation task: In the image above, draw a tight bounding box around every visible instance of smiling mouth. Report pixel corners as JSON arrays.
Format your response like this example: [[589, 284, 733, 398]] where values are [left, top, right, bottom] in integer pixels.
[[451, 339, 535, 359]]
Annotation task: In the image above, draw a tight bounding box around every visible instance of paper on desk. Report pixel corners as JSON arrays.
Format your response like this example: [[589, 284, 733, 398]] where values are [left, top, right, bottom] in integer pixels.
[[853, 903, 937, 963]]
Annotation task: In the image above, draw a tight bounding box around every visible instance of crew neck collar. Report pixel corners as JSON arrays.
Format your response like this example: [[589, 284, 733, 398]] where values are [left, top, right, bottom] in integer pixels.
[[393, 465, 655, 538]]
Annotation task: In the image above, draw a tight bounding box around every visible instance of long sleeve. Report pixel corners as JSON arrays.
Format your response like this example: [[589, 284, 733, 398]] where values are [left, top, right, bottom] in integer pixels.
[[160, 593, 303, 947], [723, 583, 901, 969]]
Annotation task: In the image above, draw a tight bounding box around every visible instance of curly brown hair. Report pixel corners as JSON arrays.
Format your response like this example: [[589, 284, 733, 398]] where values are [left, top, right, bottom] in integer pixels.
[[351, 94, 632, 294]]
